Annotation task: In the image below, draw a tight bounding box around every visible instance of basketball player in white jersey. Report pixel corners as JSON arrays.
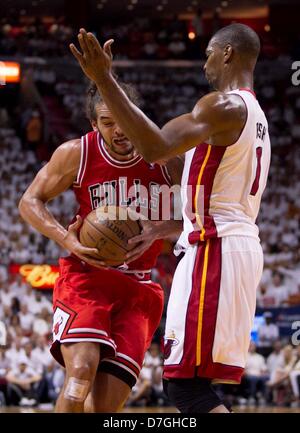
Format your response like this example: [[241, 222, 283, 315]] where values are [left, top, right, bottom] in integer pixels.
[[71, 23, 271, 413]]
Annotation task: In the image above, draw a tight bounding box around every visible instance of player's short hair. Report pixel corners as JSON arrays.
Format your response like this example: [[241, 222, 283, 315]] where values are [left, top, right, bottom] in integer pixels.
[[86, 80, 141, 122], [212, 23, 261, 63]]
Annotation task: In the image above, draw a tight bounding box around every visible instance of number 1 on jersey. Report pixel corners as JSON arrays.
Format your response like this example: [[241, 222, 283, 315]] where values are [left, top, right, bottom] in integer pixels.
[[250, 147, 262, 196]]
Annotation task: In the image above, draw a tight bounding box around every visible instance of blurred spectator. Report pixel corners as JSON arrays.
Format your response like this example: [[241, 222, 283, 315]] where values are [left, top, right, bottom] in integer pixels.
[[144, 343, 162, 369], [0, 283, 15, 308], [257, 312, 280, 357], [29, 291, 52, 316], [44, 361, 65, 403], [5, 337, 26, 369], [7, 315, 23, 340], [6, 358, 42, 407], [0, 321, 7, 346], [127, 366, 152, 407], [243, 342, 269, 405], [10, 297, 21, 316], [18, 304, 34, 336], [264, 273, 290, 307], [279, 265, 300, 297], [0, 347, 9, 405], [21, 285, 39, 307], [25, 111, 43, 151], [267, 345, 297, 406], [23, 342, 43, 375], [31, 336, 52, 369], [289, 346, 300, 405], [267, 340, 284, 378], [168, 33, 186, 58], [32, 309, 52, 337]]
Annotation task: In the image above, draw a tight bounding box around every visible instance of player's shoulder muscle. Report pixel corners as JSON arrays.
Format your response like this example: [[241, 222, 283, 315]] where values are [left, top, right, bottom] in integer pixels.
[[193, 91, 247, 131], [48, 138, 81, 177]]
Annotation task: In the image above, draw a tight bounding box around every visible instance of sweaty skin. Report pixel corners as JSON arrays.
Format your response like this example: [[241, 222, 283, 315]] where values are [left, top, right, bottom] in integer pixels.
[[70, 29, 248, 163], [18, 139, 108, 268], [19, 109, 183, 267], [69, 27, 258, 414]]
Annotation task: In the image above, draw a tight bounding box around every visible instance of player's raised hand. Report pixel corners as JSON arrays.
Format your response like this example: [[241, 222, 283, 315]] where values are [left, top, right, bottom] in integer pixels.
[[70, 28, 114, 82], [64, 215, 109, 269]]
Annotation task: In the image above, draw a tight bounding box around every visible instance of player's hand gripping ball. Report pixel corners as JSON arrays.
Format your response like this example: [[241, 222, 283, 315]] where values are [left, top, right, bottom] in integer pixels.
[[79, 206, 142, 267]]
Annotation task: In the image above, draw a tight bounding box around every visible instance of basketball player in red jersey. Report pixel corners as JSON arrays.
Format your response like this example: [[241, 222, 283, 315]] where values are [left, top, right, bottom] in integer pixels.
[[71, 23, 271, 412], [19, 82, 183, 412]]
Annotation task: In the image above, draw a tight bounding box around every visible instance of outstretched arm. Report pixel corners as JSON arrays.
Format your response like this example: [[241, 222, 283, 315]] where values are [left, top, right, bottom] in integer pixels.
[[70, 29, 246, 162]]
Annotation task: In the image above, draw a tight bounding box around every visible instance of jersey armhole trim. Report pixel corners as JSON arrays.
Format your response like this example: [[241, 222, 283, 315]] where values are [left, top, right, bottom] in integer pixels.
[[161, 164, 172, 186], [225, 92, 249, 148], [73, 135, 88, 188]]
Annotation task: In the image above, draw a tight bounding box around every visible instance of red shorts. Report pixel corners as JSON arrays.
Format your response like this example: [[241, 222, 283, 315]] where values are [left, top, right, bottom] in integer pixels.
[[51, 256, 164, 387]]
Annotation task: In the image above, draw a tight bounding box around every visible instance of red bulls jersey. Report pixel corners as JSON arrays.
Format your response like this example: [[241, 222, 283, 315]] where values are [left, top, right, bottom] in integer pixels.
[[72, 131, 172, 271]]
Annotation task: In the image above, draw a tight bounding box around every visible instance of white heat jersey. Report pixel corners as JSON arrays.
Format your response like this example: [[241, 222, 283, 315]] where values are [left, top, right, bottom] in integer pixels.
[[177, 88, 271, 250]]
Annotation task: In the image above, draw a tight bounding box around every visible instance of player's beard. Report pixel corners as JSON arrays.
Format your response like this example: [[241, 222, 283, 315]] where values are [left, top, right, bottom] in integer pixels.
[[104, 139, 137, 160], [205, 70, 219, 91]]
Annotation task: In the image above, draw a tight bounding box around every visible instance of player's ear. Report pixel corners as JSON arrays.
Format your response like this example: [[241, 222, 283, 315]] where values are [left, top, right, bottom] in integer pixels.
[[91, 120, 98, 131], [224, 44, 233, 64]]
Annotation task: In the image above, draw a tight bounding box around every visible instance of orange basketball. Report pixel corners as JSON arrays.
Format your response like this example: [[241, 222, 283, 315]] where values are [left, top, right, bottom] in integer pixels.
[[79, 206, 142, 267]]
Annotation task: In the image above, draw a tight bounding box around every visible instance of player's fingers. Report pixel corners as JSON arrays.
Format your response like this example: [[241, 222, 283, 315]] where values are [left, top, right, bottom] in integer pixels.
[[87, 258, 108, 269], [69, 44, 84, 64], [68, 215, 82, 232], [103, 39, 114, 58], [125, 245, 147, 261], [78, 29, 91, 57], [79, 254, 108, 268], [128, 234, 147, 244], [125, 253, 144, 264], [87, 32, 103, 53], [80, 246, 102, 257]]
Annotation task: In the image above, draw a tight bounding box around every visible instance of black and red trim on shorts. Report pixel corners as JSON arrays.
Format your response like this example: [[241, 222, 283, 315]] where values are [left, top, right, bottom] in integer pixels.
[[51, 301, 141, 388]]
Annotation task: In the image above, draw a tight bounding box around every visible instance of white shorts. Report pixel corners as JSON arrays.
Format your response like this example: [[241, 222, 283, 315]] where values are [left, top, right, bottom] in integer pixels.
[[163, 236, 263, 384]]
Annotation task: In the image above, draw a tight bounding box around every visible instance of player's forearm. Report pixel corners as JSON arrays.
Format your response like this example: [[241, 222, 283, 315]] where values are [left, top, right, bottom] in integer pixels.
[[19, 195, 69, 250], [95, 73, 170, 162]]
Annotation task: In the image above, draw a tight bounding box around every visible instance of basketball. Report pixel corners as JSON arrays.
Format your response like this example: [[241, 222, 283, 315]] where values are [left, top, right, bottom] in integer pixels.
[[79, 206, 142, 266]]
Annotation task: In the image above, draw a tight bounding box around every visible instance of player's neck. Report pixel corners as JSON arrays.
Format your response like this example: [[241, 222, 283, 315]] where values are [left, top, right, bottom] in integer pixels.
[[103, 141, 138, 161], [218, 71, 254, 93]]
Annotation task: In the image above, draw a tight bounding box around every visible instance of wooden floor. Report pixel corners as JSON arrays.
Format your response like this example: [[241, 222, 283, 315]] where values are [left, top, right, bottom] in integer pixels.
[[0, 405, 299, 413]]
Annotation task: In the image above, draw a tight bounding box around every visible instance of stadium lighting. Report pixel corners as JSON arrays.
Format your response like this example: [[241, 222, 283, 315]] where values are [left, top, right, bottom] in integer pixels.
[[188, 31, 196, 40], [0, 61, 20, 84]]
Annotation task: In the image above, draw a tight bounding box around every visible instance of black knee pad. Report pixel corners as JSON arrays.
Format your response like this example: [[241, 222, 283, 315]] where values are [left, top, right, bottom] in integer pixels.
[[165, 377, 223, 413]]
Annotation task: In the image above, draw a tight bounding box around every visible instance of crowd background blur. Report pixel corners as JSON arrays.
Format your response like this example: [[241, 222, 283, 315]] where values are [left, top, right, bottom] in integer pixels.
[[0, 0, 300, 409]]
